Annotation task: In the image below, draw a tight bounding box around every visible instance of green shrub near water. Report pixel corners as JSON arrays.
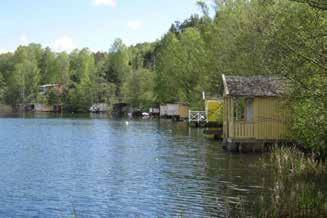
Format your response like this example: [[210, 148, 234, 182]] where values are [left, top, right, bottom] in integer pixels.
[[223, 148, 327, 217], [269, 147, 326, 176], [258, 147, 327, 217]]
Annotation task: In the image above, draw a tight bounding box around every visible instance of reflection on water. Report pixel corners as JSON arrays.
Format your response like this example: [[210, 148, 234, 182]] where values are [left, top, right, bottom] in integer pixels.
[[0, 114, 272, 217]]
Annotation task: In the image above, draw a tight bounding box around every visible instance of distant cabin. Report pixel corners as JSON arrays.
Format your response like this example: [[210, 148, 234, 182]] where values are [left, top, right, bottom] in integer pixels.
[[113, 103, 129, 117], [89, 103, 108, 113], [160, 103, 189, 120], [149, 108, 160, 114], [149, 108, 160, 117], [222, 75, 289, 143], [39, 84, 63, 95], [160, 105, 168, 117]]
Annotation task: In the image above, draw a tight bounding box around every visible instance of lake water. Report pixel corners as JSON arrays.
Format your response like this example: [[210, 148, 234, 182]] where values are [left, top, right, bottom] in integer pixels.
[[0, 114, 273, 217]]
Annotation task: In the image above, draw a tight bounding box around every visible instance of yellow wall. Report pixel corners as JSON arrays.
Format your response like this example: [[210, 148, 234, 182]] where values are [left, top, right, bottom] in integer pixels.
[[224, 96, 289, 141], [205, 100, 223, 123], [253, 97, 288, 140], [178, 104, 189, 119]]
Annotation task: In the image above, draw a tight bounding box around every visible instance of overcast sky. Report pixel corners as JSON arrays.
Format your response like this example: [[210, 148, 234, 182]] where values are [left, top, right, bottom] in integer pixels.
[[0, 0, 202, 53]]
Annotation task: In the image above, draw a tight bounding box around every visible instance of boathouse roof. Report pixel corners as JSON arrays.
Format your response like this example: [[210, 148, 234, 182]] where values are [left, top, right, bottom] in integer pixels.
[[222, 74, 286, 97]]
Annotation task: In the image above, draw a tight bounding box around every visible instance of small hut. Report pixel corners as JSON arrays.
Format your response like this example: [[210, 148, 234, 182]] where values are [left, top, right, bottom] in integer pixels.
[[160, 103, 189, 120], [34, 104, 52, 112], [149, 108, 160, 117], [39, 84, 63, 95], [113, 103, 129, 117], [160, 105, 168, 117], [89, 103, 108, 113], [222, 75, 289, 144], [167, 103, 189, 119]]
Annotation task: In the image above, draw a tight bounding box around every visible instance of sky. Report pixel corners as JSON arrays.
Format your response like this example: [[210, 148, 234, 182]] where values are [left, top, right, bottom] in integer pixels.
[[0, 0, 202, 53]]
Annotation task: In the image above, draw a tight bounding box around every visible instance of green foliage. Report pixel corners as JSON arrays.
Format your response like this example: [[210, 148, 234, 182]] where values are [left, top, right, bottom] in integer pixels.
[[155, 32, 180, 104], [291, 97, 327, 158], [0, 72, 7, 103], [8, 59, 40, 104], [105, 39, 132, 101], [47, 89, 60, 105], [263, 0, 327, 156], [155, 27, 209, 108], [291, 0, 327, 10], [122, 68, 155, 110], [40, 47, 56, 83], [0, 53, 15, 80]]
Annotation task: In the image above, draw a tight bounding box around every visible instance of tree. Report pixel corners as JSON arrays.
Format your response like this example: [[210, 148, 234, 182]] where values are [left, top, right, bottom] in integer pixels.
[[39, 47, 56, 84], [4, 45, 41, 105], [154, 32, 180, 104], [104, 39, 131, 101], [0, 72, 7, 103], [54, 52, 70, 86], [264, 0, 327, 158], [174, 27, 209, 107], [64, 49, 96, 112], [197, 0, 210, 17], [292, 0, 327, 10], [122, 68, 155, 110], [7, 60, 40, 105]]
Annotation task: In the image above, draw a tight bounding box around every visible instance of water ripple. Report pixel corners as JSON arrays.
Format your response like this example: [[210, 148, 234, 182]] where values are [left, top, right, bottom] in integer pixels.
[[0, 117, 272, 217]]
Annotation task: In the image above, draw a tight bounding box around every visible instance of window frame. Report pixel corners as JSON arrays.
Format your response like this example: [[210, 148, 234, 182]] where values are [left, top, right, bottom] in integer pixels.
[[233, 97, 246, 121], [233, 97, 254, 122]]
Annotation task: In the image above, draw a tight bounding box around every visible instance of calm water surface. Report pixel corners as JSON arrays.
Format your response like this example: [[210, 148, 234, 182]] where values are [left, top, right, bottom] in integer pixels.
[[0, 114, 272, 217]]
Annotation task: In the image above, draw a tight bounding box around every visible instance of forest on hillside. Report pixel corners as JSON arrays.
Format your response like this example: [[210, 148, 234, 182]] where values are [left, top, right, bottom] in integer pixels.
[[0, 0, 326, 155]]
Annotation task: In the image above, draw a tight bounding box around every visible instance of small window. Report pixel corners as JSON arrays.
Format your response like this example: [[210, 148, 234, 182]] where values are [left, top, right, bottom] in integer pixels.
[[246, 98, 254, 122], [234, 98, 245, 121]]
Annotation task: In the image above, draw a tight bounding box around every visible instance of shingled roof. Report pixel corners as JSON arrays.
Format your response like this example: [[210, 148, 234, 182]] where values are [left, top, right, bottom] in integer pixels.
[[222, 74, 285, 97]]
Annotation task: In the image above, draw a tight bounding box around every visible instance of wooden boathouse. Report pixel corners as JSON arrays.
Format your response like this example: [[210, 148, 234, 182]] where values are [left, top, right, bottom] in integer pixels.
[[222, 74, 289, 147], [160, 103, 189, 120], [205, 98, 223, 125]]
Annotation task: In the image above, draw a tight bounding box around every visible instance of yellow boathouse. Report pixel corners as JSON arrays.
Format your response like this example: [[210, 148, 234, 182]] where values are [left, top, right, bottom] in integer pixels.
[[205, 98, 223, 124], [222, 75, 289, 143]]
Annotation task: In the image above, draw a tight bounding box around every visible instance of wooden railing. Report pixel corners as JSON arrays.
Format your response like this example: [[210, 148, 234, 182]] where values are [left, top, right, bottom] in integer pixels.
[[231, 121, 254, 138], [189, 111, 207, 124]]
